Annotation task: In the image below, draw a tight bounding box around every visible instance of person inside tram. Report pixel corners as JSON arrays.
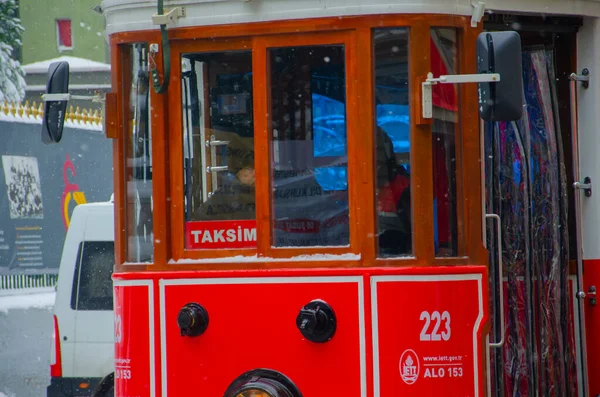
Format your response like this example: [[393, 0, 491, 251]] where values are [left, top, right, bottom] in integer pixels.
[[376, 126, 412, 256], [194, 135, 256, 221]]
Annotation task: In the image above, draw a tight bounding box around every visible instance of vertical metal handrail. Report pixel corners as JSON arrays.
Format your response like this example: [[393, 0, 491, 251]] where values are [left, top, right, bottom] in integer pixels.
[[206, 136, 230, 193], [486, 213, 505, 348]]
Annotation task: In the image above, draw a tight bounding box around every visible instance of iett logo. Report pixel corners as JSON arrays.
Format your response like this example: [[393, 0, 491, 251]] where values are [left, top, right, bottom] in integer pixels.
[[399, 349, 420, 385]]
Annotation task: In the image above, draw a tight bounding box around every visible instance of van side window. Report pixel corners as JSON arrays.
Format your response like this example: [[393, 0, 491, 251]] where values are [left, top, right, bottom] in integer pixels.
[[70, 241, 115, 311]]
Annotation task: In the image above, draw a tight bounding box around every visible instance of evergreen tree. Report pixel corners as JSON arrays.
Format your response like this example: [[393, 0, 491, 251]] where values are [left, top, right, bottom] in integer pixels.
[[0, 0, 25, 103]]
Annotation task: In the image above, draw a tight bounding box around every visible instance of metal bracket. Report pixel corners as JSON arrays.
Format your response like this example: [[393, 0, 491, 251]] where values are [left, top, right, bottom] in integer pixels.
[[570, 68, 590, 89], [422, 72, 500, 119], [574, 176, 592, 197], [152, 7, 186, 26], [577, 285, 597, 306], [471, 1, 486, 27], [42, 93, 70, 101]]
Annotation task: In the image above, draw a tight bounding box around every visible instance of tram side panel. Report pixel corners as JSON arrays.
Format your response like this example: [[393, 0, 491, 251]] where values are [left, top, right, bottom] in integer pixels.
[[160, 276, 365, 396], [371, 270, 488, 397], [113, 281, 155, 397]]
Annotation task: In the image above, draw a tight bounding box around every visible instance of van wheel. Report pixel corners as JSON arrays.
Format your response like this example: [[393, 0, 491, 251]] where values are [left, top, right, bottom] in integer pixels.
[[92, 373, 114, 397]]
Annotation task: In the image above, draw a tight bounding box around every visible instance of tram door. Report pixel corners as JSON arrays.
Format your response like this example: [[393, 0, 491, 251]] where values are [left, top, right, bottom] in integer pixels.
[[483, 16, 583, 397], [181, 52, 254, 222]]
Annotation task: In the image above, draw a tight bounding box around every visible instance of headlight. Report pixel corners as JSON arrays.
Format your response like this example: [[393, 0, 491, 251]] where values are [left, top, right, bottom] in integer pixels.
[[235, 391, 274, 397], [225, 369, 302, 397], [235, 389, 276, 397]]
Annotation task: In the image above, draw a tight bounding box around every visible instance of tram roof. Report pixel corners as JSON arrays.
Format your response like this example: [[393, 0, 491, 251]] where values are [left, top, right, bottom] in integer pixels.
[[102, 0, 600, 36]]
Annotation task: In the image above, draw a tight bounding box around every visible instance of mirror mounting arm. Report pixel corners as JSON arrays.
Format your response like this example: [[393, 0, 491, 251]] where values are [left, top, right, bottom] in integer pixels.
[[471, 1, 486, 27], [421, 72, 500, 119], [42, 93, 105, 103]]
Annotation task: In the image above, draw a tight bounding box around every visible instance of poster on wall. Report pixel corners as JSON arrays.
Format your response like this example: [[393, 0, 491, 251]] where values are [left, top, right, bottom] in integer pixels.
[[0, 121, 113, 274], [2, 155, 44, 220], [1, 155, 45, 268]]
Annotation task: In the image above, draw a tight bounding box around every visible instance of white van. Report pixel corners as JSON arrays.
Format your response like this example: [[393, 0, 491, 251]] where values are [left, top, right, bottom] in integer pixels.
[[47, 201, 115, 397]]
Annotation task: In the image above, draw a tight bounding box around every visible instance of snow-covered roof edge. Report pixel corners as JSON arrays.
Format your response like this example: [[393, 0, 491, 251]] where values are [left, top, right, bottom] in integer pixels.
[[23, 56, 111, 74]]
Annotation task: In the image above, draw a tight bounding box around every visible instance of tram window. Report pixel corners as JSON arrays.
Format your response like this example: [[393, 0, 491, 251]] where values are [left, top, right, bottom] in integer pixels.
[[268, 45, 350, 248], [373, 28, 412, 257], [182, 51, 255, 249], [431, 28, 459, 257], [124, 43, 153, 263]]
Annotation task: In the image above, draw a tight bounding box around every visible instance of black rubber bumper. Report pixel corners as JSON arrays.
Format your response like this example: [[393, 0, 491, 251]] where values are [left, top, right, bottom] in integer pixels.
[[47, 377, 102, 397]]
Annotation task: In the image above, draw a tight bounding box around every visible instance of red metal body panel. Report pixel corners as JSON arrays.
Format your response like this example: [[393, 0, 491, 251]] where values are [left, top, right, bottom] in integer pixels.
[[114, 281, 155, 396], [583, 259, 600, 396], [112, 265, 488, 397], [373, 274, 485, 396], [162, 277, 364, 396]]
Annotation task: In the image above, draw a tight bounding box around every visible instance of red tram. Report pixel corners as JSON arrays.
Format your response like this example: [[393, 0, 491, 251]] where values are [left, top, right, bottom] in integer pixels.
[[41, 0, 600, 396]]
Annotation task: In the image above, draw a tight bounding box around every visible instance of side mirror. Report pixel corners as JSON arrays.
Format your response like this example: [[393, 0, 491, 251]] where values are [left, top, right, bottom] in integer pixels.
[[41, 61, 70, 144], [477, 31, 524, 121]]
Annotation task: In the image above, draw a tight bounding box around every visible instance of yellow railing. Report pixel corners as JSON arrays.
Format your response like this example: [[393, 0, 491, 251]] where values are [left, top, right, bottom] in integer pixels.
[[0, 100, 103, 127]]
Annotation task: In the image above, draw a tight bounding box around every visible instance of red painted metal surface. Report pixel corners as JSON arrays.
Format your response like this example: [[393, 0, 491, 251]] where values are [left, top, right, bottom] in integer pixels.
[[583, 259, 600, 396], [114, 283, 154, 396], [112, 266, 489, 397], [163, 277, 363, 395], [373, 274, 486, 396]]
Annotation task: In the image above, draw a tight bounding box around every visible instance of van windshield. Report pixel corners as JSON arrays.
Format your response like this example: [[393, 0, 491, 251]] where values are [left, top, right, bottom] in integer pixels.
[[70, 241, 114, 311]]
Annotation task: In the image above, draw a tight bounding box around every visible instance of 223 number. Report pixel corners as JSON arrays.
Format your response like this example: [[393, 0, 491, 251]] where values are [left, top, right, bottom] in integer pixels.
[[419, 311, 451, 341]]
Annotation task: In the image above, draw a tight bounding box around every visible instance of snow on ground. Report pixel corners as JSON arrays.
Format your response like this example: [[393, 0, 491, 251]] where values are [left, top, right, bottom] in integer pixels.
[[0, 288, 55, 313]]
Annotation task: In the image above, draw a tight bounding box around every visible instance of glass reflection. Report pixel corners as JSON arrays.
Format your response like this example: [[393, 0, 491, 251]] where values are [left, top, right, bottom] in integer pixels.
[[125, 43, 153, 262], [373, 28, 412, 257], [269, 45, 350, 248], [431, 28, 459, 257]]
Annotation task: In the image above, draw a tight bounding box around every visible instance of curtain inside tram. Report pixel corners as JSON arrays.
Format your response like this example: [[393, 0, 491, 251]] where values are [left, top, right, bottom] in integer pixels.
[[485, 47, 578, 397]]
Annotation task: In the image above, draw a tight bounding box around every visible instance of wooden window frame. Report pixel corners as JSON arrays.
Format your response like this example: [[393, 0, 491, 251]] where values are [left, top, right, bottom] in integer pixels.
[[168, 38, 254, 262], [109, 14, 486, 272], [112, 32, 167, 273]]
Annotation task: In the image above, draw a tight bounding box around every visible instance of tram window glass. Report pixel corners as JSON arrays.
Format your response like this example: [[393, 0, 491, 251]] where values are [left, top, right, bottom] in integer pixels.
[[268, 45, 350, 248], [182, 51, 255, 249], [373, 28, 412, 257], [431, 28, 459, 257], [124, 43, 153, 263]]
